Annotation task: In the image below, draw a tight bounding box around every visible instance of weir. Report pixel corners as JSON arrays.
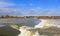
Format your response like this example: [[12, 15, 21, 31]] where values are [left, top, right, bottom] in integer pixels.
[[35, 19, 60, 28], [0, 16, 60, 27], [0, 16, 60, 36]]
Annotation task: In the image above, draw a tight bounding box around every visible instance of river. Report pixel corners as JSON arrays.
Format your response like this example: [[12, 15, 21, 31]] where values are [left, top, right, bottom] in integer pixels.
[[0, 18, 40, 27]]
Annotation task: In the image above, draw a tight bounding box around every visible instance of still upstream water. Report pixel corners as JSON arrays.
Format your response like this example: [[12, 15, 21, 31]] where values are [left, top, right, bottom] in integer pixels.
[[0, 18, 40, 27]]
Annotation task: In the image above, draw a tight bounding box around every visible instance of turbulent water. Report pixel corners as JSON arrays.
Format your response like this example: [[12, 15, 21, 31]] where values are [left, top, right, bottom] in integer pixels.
[[0, 18, 60, 36], [18, 19, 60, 36], [35, 19, 60, 28]]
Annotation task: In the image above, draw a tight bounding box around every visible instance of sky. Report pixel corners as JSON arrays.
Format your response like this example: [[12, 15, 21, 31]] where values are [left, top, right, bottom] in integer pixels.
[[0, 0, 60, 16]]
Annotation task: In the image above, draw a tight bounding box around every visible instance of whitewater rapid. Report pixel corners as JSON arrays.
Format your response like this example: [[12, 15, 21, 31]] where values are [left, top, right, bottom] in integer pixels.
[[18, 26, 40, 36], [35, 19, 60, 28], [18, 19, 60, 36]]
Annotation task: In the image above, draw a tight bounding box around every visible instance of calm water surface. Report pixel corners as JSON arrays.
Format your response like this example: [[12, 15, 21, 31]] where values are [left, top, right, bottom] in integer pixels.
[[0, 18, 40, 27]]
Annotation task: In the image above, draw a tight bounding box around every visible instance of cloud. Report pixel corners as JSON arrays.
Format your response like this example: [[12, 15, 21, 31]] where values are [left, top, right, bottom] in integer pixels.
[[0, 8, 31, 16], [0, 0, 59, 16], [0, 1, 15, 7], [0, 8, 22, 16], [0, 7, 60, 16], [24, 8, 60, 16]]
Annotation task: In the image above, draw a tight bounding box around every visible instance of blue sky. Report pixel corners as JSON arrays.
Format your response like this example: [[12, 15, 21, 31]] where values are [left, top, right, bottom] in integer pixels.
[[0, 0, 60, 16]]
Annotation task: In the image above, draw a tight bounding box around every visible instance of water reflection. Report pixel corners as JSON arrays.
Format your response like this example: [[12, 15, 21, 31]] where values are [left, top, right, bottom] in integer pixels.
[[0, 18, 41, 27]]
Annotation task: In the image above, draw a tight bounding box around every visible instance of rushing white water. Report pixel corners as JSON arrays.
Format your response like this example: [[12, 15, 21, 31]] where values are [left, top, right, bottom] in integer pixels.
[[35, 19, 60, 28], [18, 26, 41, 36], [18, 19, 60, 36], [32, 31, 40, 36]]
